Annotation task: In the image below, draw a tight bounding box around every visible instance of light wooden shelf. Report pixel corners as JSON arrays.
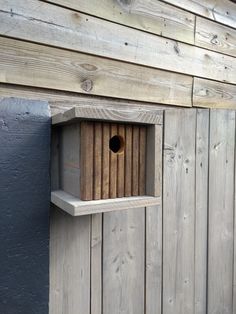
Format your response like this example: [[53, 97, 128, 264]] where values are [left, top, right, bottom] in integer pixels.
[[51, 190, 161, 216]]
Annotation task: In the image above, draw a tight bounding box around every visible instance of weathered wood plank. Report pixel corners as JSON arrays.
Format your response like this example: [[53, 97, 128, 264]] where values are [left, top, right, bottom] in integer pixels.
[[50, 208, 91, 314], [102, 123, 110, 199], [80, 121, 94, 200], [109, 124, 118, 198], [195, 16, 236, 57], [195, 109, 209, 314], [1, 2, 236, 83], [146, 124, 162, 197], [125, 125, 133, 197], [163, 109, 196, 314], [91, 214, 102, 314], [208, 109, 235, 314], [145, 205, 162, 314], [193, 77, 236, 109], [117, 124, 125, 198], [59, 123, 80, 197], [0, 37, 192, 106], [43, 0, 195, 44], [139, 126, 146, 195], [94, 123, 102, 200], [51, 190, 161, 216], [161, 0, 236, 29], [132, 126, 140, 196], [103, 208, 145, 314]]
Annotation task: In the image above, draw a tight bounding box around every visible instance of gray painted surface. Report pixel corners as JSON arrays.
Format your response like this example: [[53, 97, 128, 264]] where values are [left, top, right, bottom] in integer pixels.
[[0, 98, 51, 314]]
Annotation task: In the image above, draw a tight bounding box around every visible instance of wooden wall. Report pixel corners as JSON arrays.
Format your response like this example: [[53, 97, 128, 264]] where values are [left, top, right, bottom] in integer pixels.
[[1, 1, 236, 314], [0, 0, 236, 109]]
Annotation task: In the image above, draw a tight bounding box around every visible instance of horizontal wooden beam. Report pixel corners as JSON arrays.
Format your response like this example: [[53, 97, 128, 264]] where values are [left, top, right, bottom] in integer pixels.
[[0, 0, 236, 83], [193, 77, 236, 109], [160, 0, 236, 29], [42, 0, 195, 44], [51, 190, 161, 216], [0, 37, 192, 106], [195, 16, 236, 57]]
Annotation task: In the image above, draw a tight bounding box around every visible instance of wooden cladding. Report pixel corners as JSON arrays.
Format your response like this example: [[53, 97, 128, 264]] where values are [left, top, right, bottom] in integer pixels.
[[80, 121, 147, 201]]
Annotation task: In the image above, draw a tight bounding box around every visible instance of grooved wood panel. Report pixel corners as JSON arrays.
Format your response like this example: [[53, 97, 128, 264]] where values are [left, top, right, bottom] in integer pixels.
[[193, 77, 236, 109], [161, 0, 236, 29], [43, 0, 195, 44], [0, 37, 192, 106], [80, 121, 147, 201], [1, 1, 236, 84], [208, 110, 235, 314]]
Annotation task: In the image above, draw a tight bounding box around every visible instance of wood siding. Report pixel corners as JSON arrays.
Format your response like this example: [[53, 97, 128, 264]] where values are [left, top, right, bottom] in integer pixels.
[[0, 0, 236, 109]]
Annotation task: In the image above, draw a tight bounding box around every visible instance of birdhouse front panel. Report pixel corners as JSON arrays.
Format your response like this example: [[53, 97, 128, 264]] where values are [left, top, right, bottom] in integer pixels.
[[80, 121, 147, 201]]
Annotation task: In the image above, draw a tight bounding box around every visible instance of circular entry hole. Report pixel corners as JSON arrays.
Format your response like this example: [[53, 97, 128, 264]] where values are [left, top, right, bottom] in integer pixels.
[[109, 135, 125, 154]]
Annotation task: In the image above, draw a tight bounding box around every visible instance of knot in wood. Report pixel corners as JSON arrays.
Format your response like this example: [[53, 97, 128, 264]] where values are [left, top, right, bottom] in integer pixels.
[[81, 79, 93, 92]]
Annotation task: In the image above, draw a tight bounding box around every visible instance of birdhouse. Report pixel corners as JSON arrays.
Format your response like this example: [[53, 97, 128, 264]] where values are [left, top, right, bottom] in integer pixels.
[[51, 105, 162, 216]]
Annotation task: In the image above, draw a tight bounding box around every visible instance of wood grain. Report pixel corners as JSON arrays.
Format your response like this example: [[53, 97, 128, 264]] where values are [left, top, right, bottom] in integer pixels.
[[43, 0, 195, 44], [193, 77, 236, 109], [132, 126, 140, 196], [109, 124, 118, 198], [139, 126, 146, 195], [50, 208, 91, 314], [163, 109, 196, 314], [103, 208, 145, 314], [117, 124, 125, 198], [93, 123, 102, 200], [91, 214, 102, 314], [1, 1, 236, 83], [208, 109, 235, 314], [146, 205, 162, 314], [195, 109, 209, 314], [102, 123, 110, 199], [0, 37, 192, 106], [161, 0, 236, 29], [80, 121, 94, 200], [195, 16, 236, 57], [125, 125, 133, 197]]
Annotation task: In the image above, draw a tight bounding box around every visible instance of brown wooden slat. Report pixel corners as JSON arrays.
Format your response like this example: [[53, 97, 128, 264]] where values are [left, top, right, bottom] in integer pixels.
[[139, 126, 146, 195], [109, 124, 118, 198], [125, 125, 132, 197], [117, 124, 125, 198], [93, 122, 102, 200], [102, 123, 110, 199], [80, 121, 94, 200], [132, 126, 139, 196]]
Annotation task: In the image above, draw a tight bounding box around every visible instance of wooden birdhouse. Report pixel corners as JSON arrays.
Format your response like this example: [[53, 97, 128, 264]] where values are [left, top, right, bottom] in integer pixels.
[[51, 104, 162, 216]]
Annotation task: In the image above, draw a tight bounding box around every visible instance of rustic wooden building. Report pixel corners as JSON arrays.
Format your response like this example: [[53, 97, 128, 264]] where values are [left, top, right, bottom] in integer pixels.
[[0, 0, 236, 314]]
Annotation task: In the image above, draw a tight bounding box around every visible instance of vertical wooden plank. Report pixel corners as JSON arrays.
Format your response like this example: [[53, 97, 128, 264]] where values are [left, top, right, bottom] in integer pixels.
[[145, 205, 162, 314], [94, 122, 102, 200], [125, 125, 132, 197], [139, 126, 146, 195], [103, 208, 145, 314], [208, 110, 235, 314], [195, 109, 209, 314], [132, 125, 139, 196], [163, 109, 196, 314], [117, 124, 125, 197], [91, 213, 102, 314], [59, 123, 80, 197], [80, 121, 94, 200], [102, 123, 110, 199], [50, 209, 91, 314], [110, 124, 118, 198], [146, 123, 163, 197], [233, 110, 236, 314]]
